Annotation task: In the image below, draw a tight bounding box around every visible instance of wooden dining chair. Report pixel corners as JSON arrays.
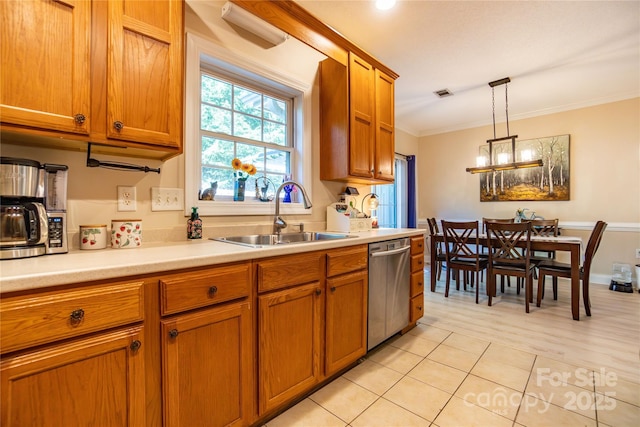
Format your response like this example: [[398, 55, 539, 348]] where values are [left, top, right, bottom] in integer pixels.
[[482, 217, 516, 289], [441, 220, 488, 304], [427, 217, 446, 282], [486, 221, 535, 313], [530, 218, 559, 265], [536, 221, 607, 317]]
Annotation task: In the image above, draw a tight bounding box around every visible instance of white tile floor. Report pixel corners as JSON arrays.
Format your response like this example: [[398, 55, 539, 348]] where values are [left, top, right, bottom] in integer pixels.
[[263, 273, 640, 426]]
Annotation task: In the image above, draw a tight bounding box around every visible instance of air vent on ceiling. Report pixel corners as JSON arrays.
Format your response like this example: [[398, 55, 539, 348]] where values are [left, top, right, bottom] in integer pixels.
[[434, 89, 453, 98]]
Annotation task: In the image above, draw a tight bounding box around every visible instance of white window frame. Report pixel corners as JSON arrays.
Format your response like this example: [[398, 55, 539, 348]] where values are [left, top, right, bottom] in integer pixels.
[[184, 33, 313, 216]]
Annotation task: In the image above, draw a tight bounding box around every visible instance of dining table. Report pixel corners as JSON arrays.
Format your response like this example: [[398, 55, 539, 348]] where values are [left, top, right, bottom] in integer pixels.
[[429, 233, 584, 320]]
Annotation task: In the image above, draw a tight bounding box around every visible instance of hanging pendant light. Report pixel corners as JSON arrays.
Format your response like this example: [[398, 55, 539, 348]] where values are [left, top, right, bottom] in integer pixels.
[[466, 77, 543, 174]]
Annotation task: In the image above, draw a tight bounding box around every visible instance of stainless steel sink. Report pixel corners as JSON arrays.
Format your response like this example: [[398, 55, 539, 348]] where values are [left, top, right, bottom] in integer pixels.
[[211, 232, 354, 248]]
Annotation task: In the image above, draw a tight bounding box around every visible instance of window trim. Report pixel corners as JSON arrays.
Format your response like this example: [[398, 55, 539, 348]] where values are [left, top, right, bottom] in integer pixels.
[[184, 32, 313, 217]]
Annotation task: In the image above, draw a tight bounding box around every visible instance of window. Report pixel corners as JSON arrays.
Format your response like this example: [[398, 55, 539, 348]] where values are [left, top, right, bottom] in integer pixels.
[[373, 155, 408, 228], [184, 33, 313, 216], [199, 73, 293, 198]]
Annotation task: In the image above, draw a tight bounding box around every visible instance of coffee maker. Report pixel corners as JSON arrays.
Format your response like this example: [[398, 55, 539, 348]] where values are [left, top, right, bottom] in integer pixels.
[[0, 157, 68, 259], [43, 163, 69, 254]]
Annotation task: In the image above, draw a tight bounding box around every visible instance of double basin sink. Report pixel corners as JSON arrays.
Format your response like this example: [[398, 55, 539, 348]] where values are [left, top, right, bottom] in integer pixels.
[[212, 231, 354, 248]]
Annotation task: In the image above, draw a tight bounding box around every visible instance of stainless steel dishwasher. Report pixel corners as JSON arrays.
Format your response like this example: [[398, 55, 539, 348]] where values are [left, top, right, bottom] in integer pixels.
[[368, 238, 411, 350]]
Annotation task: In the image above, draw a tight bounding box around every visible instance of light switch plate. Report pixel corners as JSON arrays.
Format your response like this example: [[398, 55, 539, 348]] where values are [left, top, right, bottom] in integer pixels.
[[117, 186, 137, 211], [151, 187, 184, 211]]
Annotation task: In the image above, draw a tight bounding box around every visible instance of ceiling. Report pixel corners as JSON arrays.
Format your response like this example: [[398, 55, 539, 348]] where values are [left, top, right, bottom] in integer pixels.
[[295, 0, 640, 137]]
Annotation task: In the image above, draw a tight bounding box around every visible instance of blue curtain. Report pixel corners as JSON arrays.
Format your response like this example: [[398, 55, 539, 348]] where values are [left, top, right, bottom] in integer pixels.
[[407, 155, 416, 228]]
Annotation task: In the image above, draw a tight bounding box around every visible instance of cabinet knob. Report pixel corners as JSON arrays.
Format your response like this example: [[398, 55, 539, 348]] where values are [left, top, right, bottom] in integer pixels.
[[74, 113, 86, 124], [417, 306, 423, 311], [208, 286, 218, 296], [169, 329, 179, 338], [330, 286, 336, 293], [315, 288, 322, 295], [130, 340, 142, 352], [418, 281, 423, 287], [113, 121, 124, 131], [69, 309, 85, 324]]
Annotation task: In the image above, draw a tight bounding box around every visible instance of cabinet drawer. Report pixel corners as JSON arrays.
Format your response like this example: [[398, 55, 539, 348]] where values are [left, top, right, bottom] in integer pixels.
[[326, 244, 368, 277], [410, 295, 424, 323], [411, 271, 424, 298], [160, 263, 251, 315], [0, 281, 144, 354], [411, 254, 424, 273], [257, 251, 323, 293], [410, 236, 425, 255]]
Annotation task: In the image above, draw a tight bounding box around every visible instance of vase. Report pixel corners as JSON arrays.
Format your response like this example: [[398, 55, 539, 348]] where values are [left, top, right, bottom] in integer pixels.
[[283, 186, 292, 203], [234, 179, 246, 201]]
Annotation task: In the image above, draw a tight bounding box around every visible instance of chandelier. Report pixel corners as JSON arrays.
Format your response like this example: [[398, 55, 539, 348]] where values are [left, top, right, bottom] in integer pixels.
[[466, 77, 543, 174]]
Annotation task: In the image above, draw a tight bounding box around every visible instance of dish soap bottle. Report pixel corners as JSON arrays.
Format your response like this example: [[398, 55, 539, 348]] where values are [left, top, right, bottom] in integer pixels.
[[187, 207, 202, 239]]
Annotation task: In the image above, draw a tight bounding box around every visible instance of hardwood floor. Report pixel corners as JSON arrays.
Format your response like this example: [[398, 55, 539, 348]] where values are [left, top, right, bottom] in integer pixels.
[[422, 268, 640, 384]]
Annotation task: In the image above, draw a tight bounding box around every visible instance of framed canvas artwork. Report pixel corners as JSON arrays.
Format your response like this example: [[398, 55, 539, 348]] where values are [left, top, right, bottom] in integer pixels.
[[479, 134, 570, 202]]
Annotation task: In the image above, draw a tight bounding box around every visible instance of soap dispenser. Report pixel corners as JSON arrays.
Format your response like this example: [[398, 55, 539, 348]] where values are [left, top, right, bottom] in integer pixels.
[[187, 207, 202, 239]]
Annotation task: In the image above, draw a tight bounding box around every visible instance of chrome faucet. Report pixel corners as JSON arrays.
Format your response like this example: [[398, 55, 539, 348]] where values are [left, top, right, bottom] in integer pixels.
[[273, 180, 312, 235]]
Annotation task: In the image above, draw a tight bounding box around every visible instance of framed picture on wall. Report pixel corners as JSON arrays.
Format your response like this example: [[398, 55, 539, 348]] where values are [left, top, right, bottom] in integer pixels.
[[479, 134, 570, 202]]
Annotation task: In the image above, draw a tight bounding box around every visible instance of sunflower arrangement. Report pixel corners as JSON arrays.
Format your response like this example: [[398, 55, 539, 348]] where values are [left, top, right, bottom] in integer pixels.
[[231, 158, 257, 181]]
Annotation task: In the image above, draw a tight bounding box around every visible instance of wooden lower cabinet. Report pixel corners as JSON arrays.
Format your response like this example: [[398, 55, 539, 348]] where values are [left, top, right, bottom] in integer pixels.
[[258, 282, 323, 415], [409, 236, 426, 325], [1, 326, 145, 427], [161, 301, 253, 427], [325, 270, 368, 375]]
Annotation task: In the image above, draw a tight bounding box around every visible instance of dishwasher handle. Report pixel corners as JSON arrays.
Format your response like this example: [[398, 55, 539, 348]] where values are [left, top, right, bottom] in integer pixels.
[[370, 245, 411, 257]]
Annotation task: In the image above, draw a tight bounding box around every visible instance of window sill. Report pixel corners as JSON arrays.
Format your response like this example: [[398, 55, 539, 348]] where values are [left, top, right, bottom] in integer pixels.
[[193, 200, 312, 217]]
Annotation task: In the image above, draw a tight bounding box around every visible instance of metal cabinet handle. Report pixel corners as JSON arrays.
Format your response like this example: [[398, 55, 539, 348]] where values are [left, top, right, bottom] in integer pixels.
[[113, 121, 124, 131], [130, 340, 142, 352], [70, 309, 85, 323], [169, 329, 179, 338], [315, 288, 322, 295], [418, 281, 423, 287], [208, 286, 218, 296], [330, 286, 336, 293], [74, 114, 86, 124], [417, 306, 423, 311]]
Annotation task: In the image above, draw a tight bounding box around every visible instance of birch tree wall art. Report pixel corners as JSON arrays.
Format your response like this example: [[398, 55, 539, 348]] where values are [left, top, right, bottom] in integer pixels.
[[479, 134, 570, 202]]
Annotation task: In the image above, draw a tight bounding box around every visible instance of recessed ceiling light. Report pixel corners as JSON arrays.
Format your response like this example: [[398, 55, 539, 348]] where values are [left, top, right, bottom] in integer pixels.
[[376, 0, 396, 11]]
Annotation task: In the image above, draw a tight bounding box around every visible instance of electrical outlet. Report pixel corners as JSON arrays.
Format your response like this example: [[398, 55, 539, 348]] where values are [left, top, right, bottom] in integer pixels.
[[151, 187, 184, 211], [636, 248, 640, 259], [117, 186, 137, 211]]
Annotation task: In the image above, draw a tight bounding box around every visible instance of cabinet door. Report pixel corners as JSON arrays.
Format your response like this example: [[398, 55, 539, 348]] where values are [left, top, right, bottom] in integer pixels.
[[348, 53, 375, 179], [107, 0, 183, 148], [1, 326, 145, 427], [0, 0, 91, 134], [325, 270, 368, 376], [258, 282, 323, 415], [162, 302, 253, 427], [375, 69, 395, 181]]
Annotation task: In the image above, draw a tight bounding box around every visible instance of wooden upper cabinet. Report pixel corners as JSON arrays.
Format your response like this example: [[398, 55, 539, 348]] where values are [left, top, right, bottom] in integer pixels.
[[0, 0, 183, 159], [0, 0, 91, 134], [375, 69, 395, 181], [106, 0, 183, 149], [348, 54, 376, 179], [320, 52, 395, 184]]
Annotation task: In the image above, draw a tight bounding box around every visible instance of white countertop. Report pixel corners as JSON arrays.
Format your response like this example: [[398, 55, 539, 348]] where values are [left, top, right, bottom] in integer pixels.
[[0, 228, 425, 293]]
